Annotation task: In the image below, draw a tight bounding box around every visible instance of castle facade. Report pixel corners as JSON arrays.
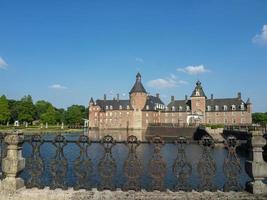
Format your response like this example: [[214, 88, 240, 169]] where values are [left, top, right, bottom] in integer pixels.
[[89, 73, 252, 130]]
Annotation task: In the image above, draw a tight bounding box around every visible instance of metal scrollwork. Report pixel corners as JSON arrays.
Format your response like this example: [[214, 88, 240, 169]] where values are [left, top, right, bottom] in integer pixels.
[[98, 135, 116, 190], [50, 134, 68, 190], [197, 136, 217, 191], [74, 135, 93, 190], [223, 136, 242, 191], [172, 137, 192, 191], [123, 135, 142, 191], [25, 135, 45, 188], [148, 136, 167, 191]]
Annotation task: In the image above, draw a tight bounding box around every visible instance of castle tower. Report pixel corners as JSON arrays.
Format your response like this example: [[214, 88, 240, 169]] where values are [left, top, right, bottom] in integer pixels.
[[129, 73, 147, 129], [129, 72, 147, 110], [190, 81, 206, 123]]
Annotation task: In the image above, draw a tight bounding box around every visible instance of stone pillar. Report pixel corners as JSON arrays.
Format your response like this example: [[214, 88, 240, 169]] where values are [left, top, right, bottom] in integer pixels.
[[245, 130, 267, 194], [1, 130, 25, 191]]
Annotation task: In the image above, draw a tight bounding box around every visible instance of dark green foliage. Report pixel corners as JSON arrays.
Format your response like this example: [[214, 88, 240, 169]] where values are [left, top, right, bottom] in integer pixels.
[[65, 105, 86, 125], [0, 95, 11, 124], [0, 94, 88, 126], [252, 113, 267, 124]]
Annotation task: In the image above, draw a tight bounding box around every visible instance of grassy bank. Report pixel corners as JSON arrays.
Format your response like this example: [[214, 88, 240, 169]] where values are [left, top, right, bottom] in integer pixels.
[[0, 125, 84, 134]]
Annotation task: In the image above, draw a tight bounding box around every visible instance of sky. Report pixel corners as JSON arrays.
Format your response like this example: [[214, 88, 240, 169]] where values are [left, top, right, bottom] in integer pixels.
[[0, 0, 267, 112]]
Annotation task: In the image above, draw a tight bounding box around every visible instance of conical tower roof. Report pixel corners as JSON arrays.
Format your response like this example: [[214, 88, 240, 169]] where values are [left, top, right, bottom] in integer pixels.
[[129, 73, 147, 94], [191, 80, 206, 98]]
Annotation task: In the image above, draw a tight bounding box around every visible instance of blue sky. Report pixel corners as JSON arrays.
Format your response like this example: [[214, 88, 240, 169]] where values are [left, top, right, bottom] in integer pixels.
[[0, 0, 267, 111]]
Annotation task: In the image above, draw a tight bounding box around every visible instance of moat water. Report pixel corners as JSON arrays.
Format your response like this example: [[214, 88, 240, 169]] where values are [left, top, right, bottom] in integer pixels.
[[20, 130, 251, 190]]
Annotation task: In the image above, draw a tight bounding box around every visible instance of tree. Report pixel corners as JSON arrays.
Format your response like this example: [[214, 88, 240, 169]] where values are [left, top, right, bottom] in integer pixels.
[[17, 95, 37, 123], [8, 99, 19, 123], [35, 100, 52, 119], [65, 105, 85, 125], [252, 113, 267, 124], [40, 105, 57, 124], [0, 95, 11, 124]]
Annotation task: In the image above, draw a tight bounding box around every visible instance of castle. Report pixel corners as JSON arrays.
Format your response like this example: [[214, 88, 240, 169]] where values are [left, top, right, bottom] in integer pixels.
[[89, 73, 252, 130]]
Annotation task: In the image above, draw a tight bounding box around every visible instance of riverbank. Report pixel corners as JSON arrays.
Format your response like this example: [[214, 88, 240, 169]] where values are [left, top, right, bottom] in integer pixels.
[[0, 128, 84, 135]]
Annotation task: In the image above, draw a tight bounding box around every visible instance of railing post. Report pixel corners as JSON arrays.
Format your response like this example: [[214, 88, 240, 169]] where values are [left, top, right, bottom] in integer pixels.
[[245, 130, 267, 194], [1, 130, 25, 192]]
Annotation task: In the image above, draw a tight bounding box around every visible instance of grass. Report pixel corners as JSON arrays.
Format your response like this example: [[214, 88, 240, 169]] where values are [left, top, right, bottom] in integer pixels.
[[0, 125, 84, 134]]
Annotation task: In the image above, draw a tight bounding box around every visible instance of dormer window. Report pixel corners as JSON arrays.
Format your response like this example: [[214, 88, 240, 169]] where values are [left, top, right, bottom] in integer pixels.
[[119, 105, 122, 110], [215, 105, 219, 111], [240, 103, 245, 110], [146, 105, 149, 110], [127, 105, 130, 110], [232, 105, 236, 111], [186, 106, 190, 111], [207, 106, 211, 111], [106, 105, 109, 110], [172, 106, 175, 111], [179, 106, 183, 111], [223, 105, 228, 111], [110, 105, 113, 110]]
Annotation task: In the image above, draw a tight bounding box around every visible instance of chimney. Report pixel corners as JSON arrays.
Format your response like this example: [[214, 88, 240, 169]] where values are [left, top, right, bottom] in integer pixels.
[[104, 94, 107, 101], [171, 96, 175, 102], [117, 94, 119, 101], [211, 94, 214, 100], [156, 93, 160, 98], [237, 92, 241, 99], [185, 95, 188, 101]]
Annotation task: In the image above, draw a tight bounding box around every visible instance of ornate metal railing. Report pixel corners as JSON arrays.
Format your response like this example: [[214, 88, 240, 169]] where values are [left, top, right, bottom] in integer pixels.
[[16, 134, 249, 192]]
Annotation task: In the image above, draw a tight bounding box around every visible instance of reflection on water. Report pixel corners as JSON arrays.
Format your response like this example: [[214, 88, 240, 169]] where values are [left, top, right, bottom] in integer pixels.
[[88, 129, 147, 141]]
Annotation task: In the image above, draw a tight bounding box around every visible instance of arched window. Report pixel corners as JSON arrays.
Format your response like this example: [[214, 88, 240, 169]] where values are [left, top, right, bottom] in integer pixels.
[[223, 105, 228, 111]]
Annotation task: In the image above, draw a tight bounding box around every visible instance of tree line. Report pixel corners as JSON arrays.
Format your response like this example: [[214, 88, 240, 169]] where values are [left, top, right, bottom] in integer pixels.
[[0, 95, 88, 126], [252, 112, 267, 125]]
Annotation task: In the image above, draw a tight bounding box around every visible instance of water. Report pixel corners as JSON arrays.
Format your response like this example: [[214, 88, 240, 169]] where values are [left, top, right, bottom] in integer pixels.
[[20, 130, 251, 190]]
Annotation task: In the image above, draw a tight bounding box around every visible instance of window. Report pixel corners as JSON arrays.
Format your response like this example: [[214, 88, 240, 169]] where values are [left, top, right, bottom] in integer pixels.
[[223, 105, 228, 111], [146, 105, 149, 110], [106, 106, 108, 110], [232, 105, 236, 111], [119, 105, 122, 110], [127, 105, 130, 110], [179, 106, 183, 111], [240, 103, 245, 110], [172, 106, 175, 111], [146, 113, 149, 117], [186, 106, 190, 111], [207, 106, 211, 111], [215, 105, 219, 111]]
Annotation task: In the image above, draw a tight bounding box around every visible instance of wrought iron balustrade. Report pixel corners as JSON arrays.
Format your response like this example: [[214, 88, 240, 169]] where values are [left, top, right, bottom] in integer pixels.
[[13, 133, 248, 192]]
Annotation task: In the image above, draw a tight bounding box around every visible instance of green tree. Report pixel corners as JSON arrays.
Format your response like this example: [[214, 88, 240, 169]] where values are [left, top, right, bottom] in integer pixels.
[[252, 113, 267, 124], [17, 95, 37, 123], [65, 105, 85, 125], [40, 105, 57, 124], [0, 95, 11, 124], [8, 99, 19, 123], [35, 100, 53, 119]]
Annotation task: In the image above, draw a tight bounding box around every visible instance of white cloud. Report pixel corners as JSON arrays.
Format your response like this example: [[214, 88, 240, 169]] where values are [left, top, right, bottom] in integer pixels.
[[0, 57, 8, 69], [135, 57, 144, 63], [147, 75, 187, 89], [50, 84, 67, 90], [177, 65, 210, 75], [252, 24, 267, 45]]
